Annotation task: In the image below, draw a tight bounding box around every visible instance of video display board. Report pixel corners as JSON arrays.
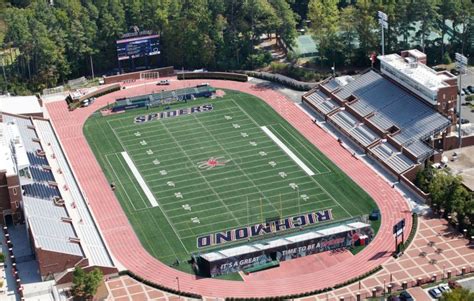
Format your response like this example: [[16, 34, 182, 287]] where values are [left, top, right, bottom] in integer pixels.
[[116, 34, 160, 61]]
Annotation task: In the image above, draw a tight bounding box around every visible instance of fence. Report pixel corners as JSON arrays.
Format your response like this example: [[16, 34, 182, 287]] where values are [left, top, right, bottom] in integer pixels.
[[67, 76, 88, 88], [42, 86, 64, 96]]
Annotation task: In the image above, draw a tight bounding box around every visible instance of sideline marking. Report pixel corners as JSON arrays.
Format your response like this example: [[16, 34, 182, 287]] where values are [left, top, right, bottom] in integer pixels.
[[121, 151, 159, 207], [261, 126, 315, 176]]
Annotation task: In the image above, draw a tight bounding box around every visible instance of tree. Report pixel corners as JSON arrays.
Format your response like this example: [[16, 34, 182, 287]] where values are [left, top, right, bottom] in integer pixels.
[[72, 267, 103, 300], [412, 0, 439, 53], [269, 0, 297, 45], [308, 0, 339, 65], [394, 0, 417, 50], [437, 0, 460, 59], [415, 164, 435, 193], [453, 0, 474, 55], [353, 0, 378, 66], [439, 287, 474, 301], [338, 5, 358, 66]]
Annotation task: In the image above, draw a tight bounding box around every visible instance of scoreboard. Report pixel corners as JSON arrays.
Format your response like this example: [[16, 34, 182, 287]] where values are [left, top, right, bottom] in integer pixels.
[[116, 34, 160, 61]]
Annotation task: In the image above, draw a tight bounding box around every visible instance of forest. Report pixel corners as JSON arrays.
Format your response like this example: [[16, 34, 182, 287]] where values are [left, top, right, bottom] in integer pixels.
[[0, 0, 472, 94]]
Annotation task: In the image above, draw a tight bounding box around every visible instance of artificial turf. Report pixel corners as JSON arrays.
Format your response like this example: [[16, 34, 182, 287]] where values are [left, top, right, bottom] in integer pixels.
[[84, 89, 377, 272]]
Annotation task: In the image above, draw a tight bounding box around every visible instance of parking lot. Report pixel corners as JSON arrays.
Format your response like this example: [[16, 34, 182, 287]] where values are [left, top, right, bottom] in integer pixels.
[[459, 66, 474, 124]]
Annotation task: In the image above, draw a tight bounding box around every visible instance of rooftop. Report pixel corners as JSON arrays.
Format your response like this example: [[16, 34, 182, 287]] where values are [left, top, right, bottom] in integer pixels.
[[443, 145, 474, 191], [0, 95, 42, 116], [200, 221, 370, 262], [0, 123, 15, 175], [378, 53, 451, 92]]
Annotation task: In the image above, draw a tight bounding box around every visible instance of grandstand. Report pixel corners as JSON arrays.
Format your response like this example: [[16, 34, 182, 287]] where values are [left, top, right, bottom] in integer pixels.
[[303, 50, 455, 180], [0, 112, 116, 281], [112, 85, 216, 112]]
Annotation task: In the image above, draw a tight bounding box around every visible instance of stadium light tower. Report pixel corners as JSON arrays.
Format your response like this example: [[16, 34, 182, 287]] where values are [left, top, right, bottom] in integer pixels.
[[378, 11, 388, 55], [1, 56, 6, 85], [455, 52, 468, 152], [89, 54, 95, 80]]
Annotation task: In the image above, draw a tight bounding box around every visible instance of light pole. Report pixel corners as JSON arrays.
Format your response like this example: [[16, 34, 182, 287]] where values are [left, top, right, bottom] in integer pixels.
[[378, 11, 388, 56], [1, 52, 7, 92], [455, 53, 467, 153], [176, 276, 180, 300], [89, 54, 95, 80]]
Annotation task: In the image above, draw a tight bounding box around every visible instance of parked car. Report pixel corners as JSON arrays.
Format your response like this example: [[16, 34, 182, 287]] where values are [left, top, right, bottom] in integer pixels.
[[399, 290, 414, 301], [462, 88, 470, 95], [448, 280, 461, 289], [429, 287, 443, 298], [157, 79, 170, 85], [460, 118, 470, 124], [467, 85, 474, 93]]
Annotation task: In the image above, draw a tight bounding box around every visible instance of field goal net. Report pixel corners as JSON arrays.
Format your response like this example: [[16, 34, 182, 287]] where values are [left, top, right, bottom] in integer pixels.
[[140, 71, 160, 80]]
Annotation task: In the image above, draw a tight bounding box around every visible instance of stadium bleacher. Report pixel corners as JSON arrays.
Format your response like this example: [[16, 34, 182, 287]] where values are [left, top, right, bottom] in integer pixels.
[[29, 166, 54, 182], [370, 141, 414, 174], [2, 113, 114, 270], [329, 111, 379, 147], [303, 70, 451, 174]]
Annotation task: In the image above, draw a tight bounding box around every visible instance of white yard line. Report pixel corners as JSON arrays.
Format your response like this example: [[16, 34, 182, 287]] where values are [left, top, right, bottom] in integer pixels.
[[121, 151, 159, 207], [261, 126, 315, 176]]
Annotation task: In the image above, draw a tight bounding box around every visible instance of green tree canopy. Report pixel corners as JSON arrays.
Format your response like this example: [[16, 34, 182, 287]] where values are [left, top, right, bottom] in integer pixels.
[[72, 267, 103, 300]]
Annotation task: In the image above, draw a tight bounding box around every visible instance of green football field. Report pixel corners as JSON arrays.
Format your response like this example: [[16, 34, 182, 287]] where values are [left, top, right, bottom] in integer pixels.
[[84, 89, 377, 271]]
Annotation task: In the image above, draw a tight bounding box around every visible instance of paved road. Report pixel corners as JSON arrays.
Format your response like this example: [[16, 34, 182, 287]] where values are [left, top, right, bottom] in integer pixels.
[[459, 66, 474, 123]]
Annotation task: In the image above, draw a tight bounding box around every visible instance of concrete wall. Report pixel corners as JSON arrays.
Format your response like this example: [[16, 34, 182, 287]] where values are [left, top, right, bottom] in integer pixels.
[[36, 247, 85, 279], [103, 67, 174, 84]]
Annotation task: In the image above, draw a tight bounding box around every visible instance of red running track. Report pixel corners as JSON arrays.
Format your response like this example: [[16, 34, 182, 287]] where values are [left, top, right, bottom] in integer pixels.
[[46, 79, 412, 298]]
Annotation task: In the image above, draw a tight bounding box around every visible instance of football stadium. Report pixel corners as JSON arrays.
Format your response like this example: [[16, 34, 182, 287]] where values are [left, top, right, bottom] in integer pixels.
[[1, 0, 473, 298], [2, 49, 473, 300], [84, 87, 378, 275], [43, 76, 413, 298]]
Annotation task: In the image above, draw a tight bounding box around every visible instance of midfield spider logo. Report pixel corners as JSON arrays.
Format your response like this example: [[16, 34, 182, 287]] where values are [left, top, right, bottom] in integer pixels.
[[197, 156, 231, 170]]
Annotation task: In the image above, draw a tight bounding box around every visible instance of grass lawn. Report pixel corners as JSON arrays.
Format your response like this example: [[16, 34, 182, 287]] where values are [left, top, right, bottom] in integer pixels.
[[84, 89, 378, 273]]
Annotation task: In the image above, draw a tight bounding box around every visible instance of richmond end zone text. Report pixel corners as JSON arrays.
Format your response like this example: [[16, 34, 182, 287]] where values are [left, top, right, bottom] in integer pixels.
[[197, 209, 333, 248]]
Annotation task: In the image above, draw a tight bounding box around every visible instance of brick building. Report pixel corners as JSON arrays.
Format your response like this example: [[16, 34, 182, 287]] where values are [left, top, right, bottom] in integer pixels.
[[0, 111, 116, 282]]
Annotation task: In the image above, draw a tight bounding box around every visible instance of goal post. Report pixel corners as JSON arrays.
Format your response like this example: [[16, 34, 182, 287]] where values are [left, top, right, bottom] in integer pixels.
[[140, 71, 160, 80]]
